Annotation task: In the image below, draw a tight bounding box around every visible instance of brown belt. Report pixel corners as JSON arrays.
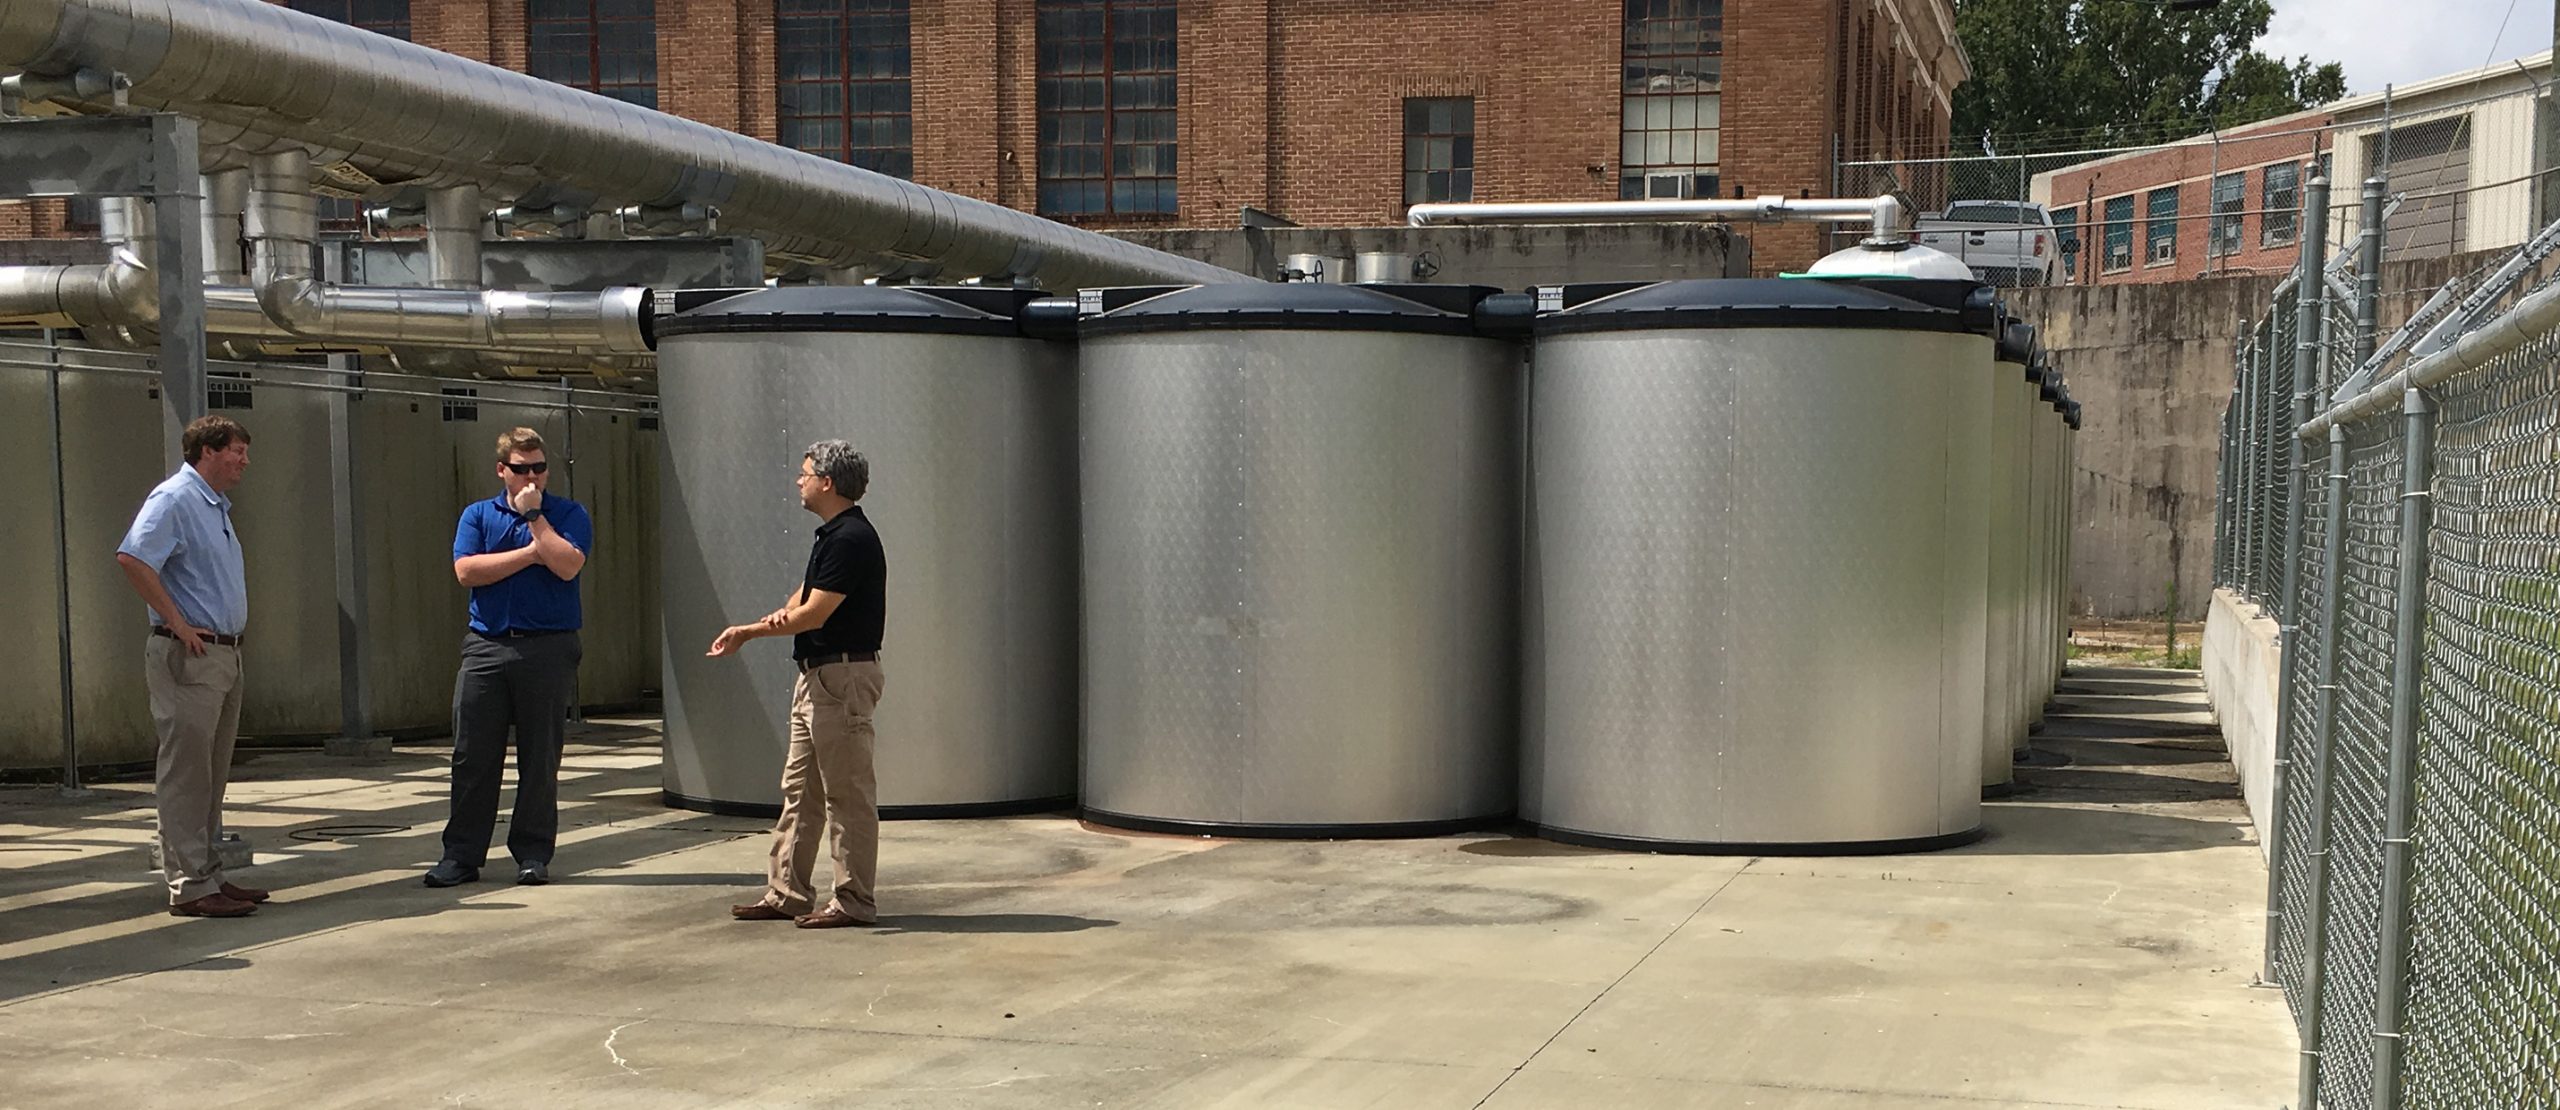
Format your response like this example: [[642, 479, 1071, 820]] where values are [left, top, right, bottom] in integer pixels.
[[797, 651, 877, 672], [154, 625, 244, 647]]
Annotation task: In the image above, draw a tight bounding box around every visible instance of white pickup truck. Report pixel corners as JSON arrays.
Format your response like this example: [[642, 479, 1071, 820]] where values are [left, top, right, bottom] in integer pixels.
[[1914, 201, 2064, 287]]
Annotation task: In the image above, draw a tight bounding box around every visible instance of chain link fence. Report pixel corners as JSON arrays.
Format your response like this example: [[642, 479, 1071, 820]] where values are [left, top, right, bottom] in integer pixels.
[[2220, 172, 2560, 1105]]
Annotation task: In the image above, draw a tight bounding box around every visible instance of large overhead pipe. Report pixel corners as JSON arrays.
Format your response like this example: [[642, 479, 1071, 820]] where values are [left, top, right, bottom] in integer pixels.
[[1406, 195, 1909, 239], [244, 148, 650, 353], [0, 0, 1247, 289]]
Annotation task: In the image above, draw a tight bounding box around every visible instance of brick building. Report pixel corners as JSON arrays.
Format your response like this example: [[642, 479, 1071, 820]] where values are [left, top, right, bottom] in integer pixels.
[[2031, 50, 2552, 286], [2, 0, 1966, 274]]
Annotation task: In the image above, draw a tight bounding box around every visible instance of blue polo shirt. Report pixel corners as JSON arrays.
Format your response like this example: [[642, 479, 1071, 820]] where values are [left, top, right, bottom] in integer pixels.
[[116, 464, 249, 635], [453, 492, 592, 635]]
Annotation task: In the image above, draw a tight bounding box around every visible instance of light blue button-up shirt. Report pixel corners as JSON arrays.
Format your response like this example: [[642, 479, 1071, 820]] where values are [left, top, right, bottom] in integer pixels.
[[117, 464, 249, 635]]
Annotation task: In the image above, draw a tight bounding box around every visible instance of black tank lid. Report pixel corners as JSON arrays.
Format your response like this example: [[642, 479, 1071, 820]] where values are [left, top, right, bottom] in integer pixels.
[[1996, 319, 2038, 365], [652, 285, 1049, 339], [1532, 278, 1979, 337], [1078, 282, 1499, 337], [1801, 276, 1999, 335]]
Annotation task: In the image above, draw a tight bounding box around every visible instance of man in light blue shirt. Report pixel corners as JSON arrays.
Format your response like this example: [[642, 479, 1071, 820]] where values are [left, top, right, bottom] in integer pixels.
[[116, 414, 266, 919]]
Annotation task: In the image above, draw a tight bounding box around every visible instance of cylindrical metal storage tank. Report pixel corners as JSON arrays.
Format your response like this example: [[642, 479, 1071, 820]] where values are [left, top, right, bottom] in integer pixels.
[[1522, 279, 1995, 852], [2061, 396, 2082, 678], [2027, 359, 2062, 730], [2011, 350, 2047, 748], [1804, 246, 1999, 805], [1984, 319, 2036, 788], [655, 286, 1078, 817], [1078, 283, 1521, 835], [2046, 374, 2075, 688], [1354, 251, 1414, 283]]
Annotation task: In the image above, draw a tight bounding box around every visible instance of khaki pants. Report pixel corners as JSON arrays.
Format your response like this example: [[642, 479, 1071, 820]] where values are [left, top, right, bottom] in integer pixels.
[[145, 636, 244, 905], [764, 659, 886, 919]]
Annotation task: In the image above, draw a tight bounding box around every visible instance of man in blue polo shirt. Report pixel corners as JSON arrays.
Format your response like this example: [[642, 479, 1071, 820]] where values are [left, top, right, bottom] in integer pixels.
[[117, 415, 265, 919], [427, 426, 592, 888]]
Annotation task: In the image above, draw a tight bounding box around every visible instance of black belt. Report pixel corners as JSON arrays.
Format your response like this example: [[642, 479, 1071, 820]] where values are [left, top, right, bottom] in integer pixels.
[[154, 626, 243, 647], [477, 628, 573, 639], [798, 651, 878, 672]]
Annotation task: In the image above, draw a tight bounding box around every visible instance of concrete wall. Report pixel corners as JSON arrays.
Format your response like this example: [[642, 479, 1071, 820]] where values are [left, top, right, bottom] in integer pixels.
[[2013, 276, 2276, 620], [1, 355, 661, 772], [2013, 246, 2517, 620], [2202, 587, 2281, 859], [1112, 223, 1750, 287]]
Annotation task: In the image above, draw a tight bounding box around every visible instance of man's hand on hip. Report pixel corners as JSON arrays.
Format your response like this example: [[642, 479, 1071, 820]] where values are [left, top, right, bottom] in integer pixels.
[[169, 622, 209, 656]]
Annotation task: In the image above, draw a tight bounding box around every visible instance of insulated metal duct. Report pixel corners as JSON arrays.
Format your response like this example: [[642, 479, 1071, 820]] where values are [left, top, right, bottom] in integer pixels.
[[0, 0, 1247, 290], [242, 148, 649, 353]]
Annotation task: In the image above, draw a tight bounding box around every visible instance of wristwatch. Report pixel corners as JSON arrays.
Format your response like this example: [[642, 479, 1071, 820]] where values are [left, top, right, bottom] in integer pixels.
[[522, 505, 545, 520]]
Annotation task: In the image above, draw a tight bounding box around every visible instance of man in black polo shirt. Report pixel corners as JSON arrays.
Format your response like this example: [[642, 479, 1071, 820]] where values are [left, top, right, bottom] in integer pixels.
[[707, 439, 888, 929]]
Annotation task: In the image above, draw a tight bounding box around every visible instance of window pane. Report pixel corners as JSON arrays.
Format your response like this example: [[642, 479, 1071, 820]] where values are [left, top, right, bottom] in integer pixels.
[[773, 0, 912, 177], [1037, 0, 1177, 217]]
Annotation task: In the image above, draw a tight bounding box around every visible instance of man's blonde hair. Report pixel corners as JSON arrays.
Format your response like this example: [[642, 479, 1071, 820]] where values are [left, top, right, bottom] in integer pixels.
[[495, 427, 546, 462]]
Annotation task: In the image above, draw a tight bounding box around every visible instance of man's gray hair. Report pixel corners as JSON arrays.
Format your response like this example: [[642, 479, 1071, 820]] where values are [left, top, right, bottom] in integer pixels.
[[805, 439, 869, 501]]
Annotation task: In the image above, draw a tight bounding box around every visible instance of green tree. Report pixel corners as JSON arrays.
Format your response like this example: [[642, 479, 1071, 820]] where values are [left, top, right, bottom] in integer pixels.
[[1951, 0, 2348, 155]]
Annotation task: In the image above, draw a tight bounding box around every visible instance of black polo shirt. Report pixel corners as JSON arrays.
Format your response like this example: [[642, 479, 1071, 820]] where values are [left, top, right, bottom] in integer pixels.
[[793, 506, 886, 661]]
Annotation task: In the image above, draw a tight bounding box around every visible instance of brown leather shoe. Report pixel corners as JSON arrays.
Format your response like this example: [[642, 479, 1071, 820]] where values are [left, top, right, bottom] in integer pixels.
[[793, 908, 876, 929], [169, 893, 256, 918], [220, 882, 271, 904], [730, 902, 796, 921]]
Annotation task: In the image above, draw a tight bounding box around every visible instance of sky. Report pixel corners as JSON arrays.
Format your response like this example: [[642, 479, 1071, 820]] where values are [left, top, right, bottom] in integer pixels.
[[2260, 0, 2556, 95]]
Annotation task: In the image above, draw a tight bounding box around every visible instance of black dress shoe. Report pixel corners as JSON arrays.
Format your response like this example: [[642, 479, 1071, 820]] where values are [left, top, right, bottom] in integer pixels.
[[515, 862, 549, 886], [423, 860, 480, 888]]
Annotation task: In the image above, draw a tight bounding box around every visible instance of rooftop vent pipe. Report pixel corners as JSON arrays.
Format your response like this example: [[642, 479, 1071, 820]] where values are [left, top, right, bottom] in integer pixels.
[[1405, 195, 1908, 240]]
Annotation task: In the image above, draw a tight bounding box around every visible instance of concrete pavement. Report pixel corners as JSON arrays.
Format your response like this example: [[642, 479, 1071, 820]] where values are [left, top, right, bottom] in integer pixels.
[[0, 668, 2291, 1108]]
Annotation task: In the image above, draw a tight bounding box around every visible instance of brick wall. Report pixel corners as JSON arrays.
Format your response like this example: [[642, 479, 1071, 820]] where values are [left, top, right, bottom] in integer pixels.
[[1724, 0, 1841, 274], [660, 0, 746, 131], [913, 0, 1000, 199], [2043, 117, 2332, 286], [2, 0, 1961, 276]]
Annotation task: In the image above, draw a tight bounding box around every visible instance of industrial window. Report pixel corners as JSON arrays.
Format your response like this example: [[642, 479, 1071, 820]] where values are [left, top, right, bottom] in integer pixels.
[[1619, 0, 1721, 200], [63, 196, 100, 233], [637, 399, 660, 431], [1403, 98, 1475, 207], [2052, 205, 2081, 260], [777, 0, 913, 178], [287, 0, 410, 39], [2208, 172, 2243, 257], [1035, 0, 1177, 218], [2262, 163, 2300, 247], [2102, 195, 2133, 272], [2145, 185, 2178, 264], [441, 387, 480, 423], [207, 370, 253, 411], [528, 0, 658, 110]]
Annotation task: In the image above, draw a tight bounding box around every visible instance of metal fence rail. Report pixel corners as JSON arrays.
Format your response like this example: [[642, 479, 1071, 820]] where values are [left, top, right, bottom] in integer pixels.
[[2221, 166, 2560, 1107]]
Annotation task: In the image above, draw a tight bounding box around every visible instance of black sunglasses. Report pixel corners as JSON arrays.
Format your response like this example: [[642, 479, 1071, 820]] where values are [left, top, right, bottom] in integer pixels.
[[504, 461, 550, 475]]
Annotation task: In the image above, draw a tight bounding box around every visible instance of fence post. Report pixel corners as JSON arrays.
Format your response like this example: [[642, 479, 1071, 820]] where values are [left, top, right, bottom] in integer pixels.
[[2216, 388, 2237, 585], [2356, 178, 2386, 366], [2293, 422, 2354, 1110], [2367, 386, 2435, 1109], [2263, 167, 2330, 983]]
